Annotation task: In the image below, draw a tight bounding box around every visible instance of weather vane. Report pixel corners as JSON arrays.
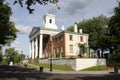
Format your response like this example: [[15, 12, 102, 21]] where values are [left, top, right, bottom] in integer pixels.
[[48, 10, 52, 14], [117, 0, 120, 6], [48, 9, 56, 14]]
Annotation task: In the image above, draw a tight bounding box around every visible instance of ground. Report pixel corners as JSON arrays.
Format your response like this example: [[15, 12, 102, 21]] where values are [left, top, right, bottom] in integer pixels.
[[0, 65, 120, 80]]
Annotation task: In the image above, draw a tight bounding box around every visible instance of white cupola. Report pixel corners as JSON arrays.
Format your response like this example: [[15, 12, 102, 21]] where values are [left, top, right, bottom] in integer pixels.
[[43, 13, 57, 29]]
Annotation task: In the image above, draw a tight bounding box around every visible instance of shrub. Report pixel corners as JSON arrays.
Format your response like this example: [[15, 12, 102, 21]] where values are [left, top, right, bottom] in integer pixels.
[[56, 52, 60, 58], [24, 63, 28, 68]]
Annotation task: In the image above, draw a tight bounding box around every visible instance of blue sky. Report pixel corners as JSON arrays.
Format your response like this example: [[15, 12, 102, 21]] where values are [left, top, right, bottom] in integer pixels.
[[4, 0, 118, 56]]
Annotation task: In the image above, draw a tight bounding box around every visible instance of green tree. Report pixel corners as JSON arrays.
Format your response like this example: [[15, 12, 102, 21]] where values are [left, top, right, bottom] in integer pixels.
[[0, 1, 18, 47], [78, 43, 87, 57], [4, 48, 21, 64], [67, 15, 109, 57], [108, 2, 120, 54], [81, 16, 108, 54], [56, 52, 60, 58], [67, 25, 74, 32], [1, 0, 59, 14], [20, 53, 26, 60], [0, 0, 58, 46]]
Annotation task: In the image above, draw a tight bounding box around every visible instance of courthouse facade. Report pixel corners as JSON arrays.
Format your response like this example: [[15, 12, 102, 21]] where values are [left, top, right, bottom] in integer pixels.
[[29, 14, 89, 59]]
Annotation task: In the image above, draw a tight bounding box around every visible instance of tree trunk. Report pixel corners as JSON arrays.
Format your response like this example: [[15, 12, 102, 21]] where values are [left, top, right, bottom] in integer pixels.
[[110, 48, 113, 54]]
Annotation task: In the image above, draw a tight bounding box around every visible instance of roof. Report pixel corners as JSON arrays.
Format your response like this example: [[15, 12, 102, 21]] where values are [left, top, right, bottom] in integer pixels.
[[54, 30, 89, 38], [29, 27, 89, 38], [64, 30, 88, 35], [29, 27, 40, 38], [39, 27, 61, 32], [29, 27, 61, 38]]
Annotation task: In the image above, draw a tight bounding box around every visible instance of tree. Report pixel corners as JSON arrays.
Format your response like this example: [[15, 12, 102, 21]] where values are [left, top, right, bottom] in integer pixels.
[[0, 1, 18, 47], [20, 52, 26, 60], [67, 25, 74, 32], [78, 43, 87, 57], [67, 15, 109, 57], [1, 0, 59, 14], [108, 1, 120, 54], [4, 48, 21, 64]]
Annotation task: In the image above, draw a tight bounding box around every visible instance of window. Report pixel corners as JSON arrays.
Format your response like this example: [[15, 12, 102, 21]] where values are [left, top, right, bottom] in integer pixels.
[[57, 38, 59, 42], [61, 46, 64, 53], [49, 19, 52, 23], [55, 38, 57, 42], [57, 48, 59, 52], [80, 36, 83, 42], [69, 35, 73, 41], [54, 49, 56, 58], [69, 45, 73, 53], [61, 36, 64, 41]]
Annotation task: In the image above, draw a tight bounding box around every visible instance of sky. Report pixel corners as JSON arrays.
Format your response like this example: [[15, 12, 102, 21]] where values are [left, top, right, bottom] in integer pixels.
[[4, 0, 118, 56]]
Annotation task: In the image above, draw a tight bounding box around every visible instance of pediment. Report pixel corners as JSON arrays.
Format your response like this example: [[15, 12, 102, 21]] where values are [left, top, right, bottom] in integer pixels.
[[29, 27, 40, 37]]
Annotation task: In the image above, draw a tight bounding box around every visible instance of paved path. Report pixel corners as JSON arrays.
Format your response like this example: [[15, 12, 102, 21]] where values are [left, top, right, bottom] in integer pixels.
[[0, 64, 120, 80]]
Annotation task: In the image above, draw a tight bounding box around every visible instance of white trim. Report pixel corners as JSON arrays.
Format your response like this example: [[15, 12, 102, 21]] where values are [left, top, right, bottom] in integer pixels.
[[32, 40, 34, 59], [29, 41, 32, 58], [35, 37, 38, 58], [39, 34, 43, 58]]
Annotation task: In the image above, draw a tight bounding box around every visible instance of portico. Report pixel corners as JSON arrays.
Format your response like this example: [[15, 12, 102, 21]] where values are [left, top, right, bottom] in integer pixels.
[[29, 28, 61, 59], [29, 13, 61, 59], [29, 31, 43, 59]]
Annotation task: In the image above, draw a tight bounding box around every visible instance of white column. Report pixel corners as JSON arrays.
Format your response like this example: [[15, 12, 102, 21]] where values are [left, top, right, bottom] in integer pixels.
[[29, 41, 32, 58], [32, 40, 35, 59], [35, 37, 38, 58], [31, 40, 33, 59], [39, 34, 43, 58]]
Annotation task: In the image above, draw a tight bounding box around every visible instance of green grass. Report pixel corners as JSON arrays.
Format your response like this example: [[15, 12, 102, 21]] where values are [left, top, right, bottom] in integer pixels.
[[16, 63, 37, 70], [27, 65, 37, 69], [32, 62, 74, 71], [82, 66, 108, 71]]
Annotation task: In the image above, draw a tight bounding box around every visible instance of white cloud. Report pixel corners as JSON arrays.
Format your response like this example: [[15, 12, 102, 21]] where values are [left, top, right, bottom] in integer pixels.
[[107, 8, 114, 16], [58, 1, 68, 9], [16, 25, 32, 34], [64, 0, 97, 16], [3, 41, 21, 53], [11, 41, 20, 50]]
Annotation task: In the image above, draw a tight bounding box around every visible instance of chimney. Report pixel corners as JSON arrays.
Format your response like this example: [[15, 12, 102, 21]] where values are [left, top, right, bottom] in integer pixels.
[[74, 24, 77, 33], [62, 25, 65, 30], [79, 29, 82, 33]]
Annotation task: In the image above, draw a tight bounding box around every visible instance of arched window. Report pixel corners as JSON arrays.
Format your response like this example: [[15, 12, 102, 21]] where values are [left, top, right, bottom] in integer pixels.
[[49, 19, 52, 23]]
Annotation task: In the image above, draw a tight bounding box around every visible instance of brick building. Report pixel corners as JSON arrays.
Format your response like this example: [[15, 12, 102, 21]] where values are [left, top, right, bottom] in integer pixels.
[[29, 13, 89, 59]]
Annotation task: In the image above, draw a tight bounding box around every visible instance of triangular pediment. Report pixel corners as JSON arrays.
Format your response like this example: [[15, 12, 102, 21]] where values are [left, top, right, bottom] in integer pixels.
[[29, 27, 40, 37]]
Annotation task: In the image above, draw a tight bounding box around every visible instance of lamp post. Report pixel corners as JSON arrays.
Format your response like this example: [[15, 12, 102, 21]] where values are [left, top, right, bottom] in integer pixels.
[[49, 41, 53, 71], [21, 51, 23, 63]]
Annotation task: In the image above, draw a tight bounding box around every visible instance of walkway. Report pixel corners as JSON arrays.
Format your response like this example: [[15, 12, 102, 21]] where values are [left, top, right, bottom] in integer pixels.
[[0, 64, 120, 80]]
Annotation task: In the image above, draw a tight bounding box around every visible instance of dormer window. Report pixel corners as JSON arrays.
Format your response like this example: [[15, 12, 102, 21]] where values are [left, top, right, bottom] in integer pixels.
[[49, 19, 52, 23]]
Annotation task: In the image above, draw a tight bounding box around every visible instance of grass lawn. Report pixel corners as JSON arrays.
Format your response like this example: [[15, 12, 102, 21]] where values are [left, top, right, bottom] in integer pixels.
[[32, 62, 74, 71], [82, 66, 108, 71], [27, 64, 37, 69], [26, 63, 109, 71]]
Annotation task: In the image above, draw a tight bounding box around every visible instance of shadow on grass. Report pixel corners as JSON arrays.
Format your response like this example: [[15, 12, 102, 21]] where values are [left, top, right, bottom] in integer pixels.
[[0, 65, 120, 80]]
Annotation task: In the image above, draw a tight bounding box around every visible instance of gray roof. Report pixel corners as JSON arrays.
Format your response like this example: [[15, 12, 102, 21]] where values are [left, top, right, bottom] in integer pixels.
[[29, 27, 88, 38]]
